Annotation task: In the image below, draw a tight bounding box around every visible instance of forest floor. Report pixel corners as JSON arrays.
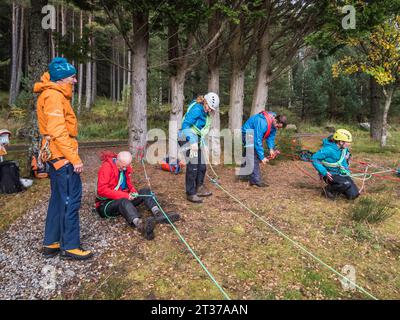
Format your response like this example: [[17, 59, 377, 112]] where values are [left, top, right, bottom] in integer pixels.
[[0, 134, 399, 300]]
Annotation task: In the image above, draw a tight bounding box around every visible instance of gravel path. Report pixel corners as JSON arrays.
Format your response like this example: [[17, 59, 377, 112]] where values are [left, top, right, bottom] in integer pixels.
[[0, 149, 139, 299]]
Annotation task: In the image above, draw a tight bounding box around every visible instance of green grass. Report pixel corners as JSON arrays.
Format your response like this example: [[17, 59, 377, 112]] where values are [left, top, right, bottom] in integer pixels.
[[0, 150, 50, 232], [350, 196, 396, 224], [0, 178, 49, 232], [298, 121, 400, 155]]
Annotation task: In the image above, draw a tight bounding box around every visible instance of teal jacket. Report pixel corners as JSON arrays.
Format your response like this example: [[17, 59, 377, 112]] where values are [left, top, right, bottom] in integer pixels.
[[311, 137, 351, 177], [179, 101, 208, 144]]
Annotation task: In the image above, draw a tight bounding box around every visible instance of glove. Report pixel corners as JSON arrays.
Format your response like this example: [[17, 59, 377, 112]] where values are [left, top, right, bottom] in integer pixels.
[[324, 172, 334, 183], [129, 192, 139, 200]]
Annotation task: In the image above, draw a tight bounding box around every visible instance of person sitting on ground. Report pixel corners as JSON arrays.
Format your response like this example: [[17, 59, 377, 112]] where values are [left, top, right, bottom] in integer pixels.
[[239, 111, 287, 187], [95, 151, 180, 240], [311, 129, 359, 200]]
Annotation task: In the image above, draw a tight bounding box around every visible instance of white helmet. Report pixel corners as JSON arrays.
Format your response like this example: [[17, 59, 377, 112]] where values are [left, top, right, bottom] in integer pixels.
[[204, 92, 220, 111]]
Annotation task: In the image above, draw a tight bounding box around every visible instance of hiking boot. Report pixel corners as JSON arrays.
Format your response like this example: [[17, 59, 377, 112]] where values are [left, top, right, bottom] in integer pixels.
[[322, 187, 337, 200], [237, 175, 250, 182], [137, 217, 156, 240], [154, 212, 181, 224], [196, 185, 212, 197], [60, 247, 93, 261], [187, 194, 203, 203], [43, 242, 60, 259], [249, 181, 269, 188]]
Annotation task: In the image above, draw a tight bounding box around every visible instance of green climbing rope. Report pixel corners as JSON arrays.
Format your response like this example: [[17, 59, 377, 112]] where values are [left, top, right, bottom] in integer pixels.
[[205, 173, 378, 300], [152, 195, 231, 300]]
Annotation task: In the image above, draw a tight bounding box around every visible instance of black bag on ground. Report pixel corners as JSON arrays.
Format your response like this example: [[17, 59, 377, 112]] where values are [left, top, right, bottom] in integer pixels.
[[0, 161, 24, 194]]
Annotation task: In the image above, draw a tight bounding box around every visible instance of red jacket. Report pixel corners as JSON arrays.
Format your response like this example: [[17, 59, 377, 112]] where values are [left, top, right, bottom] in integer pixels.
[[95, 152, 138, 208]]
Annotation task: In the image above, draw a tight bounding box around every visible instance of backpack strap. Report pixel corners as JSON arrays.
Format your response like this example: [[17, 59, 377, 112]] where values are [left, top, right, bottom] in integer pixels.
[[260, 111, 274, 140]]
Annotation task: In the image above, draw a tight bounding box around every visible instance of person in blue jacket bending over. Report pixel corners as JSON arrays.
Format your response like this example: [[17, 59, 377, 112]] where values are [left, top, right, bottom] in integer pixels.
[[311, 129, 359, 200], [239, 111, 287, 187], [179, 92, 220, 203]]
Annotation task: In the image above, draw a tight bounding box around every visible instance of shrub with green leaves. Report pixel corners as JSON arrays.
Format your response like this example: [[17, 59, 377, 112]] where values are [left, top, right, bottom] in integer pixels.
[[350, 197, 396, 224]]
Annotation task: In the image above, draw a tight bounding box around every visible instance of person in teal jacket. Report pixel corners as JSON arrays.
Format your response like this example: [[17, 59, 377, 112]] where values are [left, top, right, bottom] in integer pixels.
[[311, 129, 359, 200], [179, 92, 220, 203]]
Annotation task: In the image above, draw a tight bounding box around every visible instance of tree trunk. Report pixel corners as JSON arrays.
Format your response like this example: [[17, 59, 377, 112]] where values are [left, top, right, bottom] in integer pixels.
[[116, 46, 120, 102], [207, 0, 222, 160], [9, 2, 18, 106], [167, 25, 194, 162], [84, 13, 92, 111], [91, 59, 96, 105], [16, 6, 24, 97], [122, 42, 126, 94], [208, 66, 221, 160], [128, 11, 149, 156], [28, 0, 50, 174], [369, 76, 382, 141], [91, 37, 97, 105], [251, 29, 270, 115], [71, 9, 75, 106], [288, 66, 293, 108], [229, 64, 245, 133], [380, 87, 394, 148], [168, 72, 186, 161], [158, 42, 163, 108], [85, 60, 92, 110], [77, 10, 83, 114], [127, 49, 131, 87], [61, 3, 66, 37]]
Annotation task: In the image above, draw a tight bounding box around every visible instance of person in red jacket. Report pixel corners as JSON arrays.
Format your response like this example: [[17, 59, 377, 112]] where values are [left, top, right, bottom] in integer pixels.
[[96, 151, 180, 240]]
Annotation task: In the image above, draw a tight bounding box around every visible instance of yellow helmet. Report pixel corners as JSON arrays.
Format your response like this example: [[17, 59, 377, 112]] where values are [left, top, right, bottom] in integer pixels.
[[333, 129, 352, 142]]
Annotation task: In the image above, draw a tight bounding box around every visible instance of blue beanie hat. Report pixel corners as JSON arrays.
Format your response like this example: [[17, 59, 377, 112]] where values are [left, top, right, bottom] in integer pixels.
[[48, 57, 77, 82]]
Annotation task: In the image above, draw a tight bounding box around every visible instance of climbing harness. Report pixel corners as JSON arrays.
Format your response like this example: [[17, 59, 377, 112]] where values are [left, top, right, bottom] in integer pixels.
[[321, 148, 351, 176], [95, 167, 127, 219], [182, 101, 211, 146], [135, 146, 230, 299]]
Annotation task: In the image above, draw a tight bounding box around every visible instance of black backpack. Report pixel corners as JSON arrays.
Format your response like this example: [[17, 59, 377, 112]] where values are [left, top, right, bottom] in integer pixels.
[[0, 161, 24, 194]]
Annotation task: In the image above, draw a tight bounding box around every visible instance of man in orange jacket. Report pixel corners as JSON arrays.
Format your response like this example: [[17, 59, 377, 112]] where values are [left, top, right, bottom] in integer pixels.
[[34, 57, 92, 260]]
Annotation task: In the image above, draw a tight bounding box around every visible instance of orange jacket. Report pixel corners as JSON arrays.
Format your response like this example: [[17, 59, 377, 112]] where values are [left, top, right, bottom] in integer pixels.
[[34, 72, 82, 165]]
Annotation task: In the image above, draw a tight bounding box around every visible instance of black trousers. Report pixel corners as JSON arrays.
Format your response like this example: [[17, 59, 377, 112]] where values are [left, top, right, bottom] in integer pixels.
[[325, 175, 359, 200], [179, 139, 206, 196], [97, 188, 157, 224]]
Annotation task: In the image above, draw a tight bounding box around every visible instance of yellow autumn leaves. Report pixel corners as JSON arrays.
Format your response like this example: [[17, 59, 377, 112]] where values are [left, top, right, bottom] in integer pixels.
[[332, 15, 400, 86]]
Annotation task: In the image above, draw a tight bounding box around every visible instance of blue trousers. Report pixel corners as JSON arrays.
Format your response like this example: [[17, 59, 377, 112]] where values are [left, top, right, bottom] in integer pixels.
[[44, 163, 82, 250]]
